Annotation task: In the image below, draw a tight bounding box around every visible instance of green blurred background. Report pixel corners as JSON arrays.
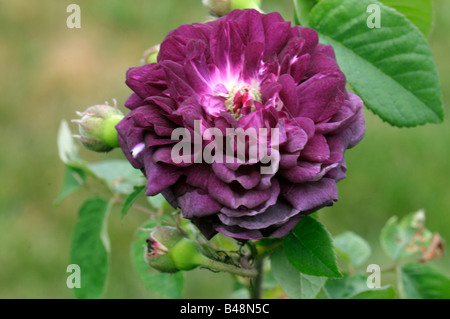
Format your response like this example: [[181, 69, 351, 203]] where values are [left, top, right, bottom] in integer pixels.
[[0, 0, 449, 298]]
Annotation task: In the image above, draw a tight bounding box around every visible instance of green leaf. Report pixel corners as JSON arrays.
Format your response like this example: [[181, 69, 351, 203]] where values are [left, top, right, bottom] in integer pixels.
[[121, 185, 145, 220], [54, 166, 86, 205], [350, 286, 396, 299], [309, 0, 443, 127], [400, 263, 450, 299], [380, 210, 433, 261], [284, 216, 341, 278], [380, 217, 407, 260], [70, 198, 111, 299], [88, 159, 146, 194], [131, 221, 184, 298], [324, 274, 369, 299], [293, 0, 319, 26], [271, 249, 327, 299], [379, 0, 433, 36], [334, 231, 371, 267], [57, 119, 79, 165], [325, 274, 396, 299]]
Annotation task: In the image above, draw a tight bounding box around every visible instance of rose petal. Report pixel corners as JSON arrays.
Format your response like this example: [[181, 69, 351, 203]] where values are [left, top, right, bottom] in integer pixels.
[[301, 134, 330, 162], [296, 72, 346, 122], [281, 178, 338, 212], [218, 198, 298, 229], [178, 190, 222, 219]]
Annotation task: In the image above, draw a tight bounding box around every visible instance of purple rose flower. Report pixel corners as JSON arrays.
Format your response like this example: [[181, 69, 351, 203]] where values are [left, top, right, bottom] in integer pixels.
[[116, 9, 365, 240]]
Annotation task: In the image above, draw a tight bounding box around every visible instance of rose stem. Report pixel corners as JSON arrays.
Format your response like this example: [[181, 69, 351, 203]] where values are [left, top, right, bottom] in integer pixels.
[[249, 257, 265, 299]]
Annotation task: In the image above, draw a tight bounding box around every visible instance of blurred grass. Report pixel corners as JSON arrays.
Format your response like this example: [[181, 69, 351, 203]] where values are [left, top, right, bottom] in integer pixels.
[[0, 0, 448, 298]]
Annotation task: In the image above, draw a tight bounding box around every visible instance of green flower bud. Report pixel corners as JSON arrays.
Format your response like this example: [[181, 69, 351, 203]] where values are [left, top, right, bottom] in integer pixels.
[[146, 227, 181, 273], [230, 0, 261, 11], [144, 226, 258, 277], [73, 100, 124, 152], [203, 0, 262, 17], [146, 226, 187, 273], [202, 0, 231, 17], [141, 44, 160, 65], [146, 226, 206, 272], [169, 238, 206, 271]]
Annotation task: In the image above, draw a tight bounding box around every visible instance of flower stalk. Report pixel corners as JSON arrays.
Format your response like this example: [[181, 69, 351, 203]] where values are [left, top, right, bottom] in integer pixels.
[[249, 257, 265, 298], [200, 257, 258, 278]]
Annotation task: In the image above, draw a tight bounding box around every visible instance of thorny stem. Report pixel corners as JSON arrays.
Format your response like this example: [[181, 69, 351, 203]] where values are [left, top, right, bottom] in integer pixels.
[[246, 239, 285, 298], [201, 257, 258, 278], [250, 257, 265, 299]]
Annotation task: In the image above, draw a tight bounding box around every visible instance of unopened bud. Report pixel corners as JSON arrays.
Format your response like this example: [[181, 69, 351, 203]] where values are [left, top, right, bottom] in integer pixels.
[[73, 100, 124, 152], [203, 0, 262, 17], [141, 44, 160, 65], [145, 226, 257, 277], [146, 226, 186, 273], [169, 238, 205, 271], [145, 226, 207, 272], [230, 0, 261, 11], [202, 0, 231, 17]]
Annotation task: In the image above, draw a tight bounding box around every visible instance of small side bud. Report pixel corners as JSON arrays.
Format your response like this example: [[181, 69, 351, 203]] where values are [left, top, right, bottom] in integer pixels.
[[230, 0, 261, 11], [141, 44, 160, 65], [202, 0, 231, 17], [144, 225, 258, 277], [145, 226, 186, 273], [203, 0, 262, 17], [169, 238, 206, 271], [73, 101, 124, 152], [145, 226, 206, 272]]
